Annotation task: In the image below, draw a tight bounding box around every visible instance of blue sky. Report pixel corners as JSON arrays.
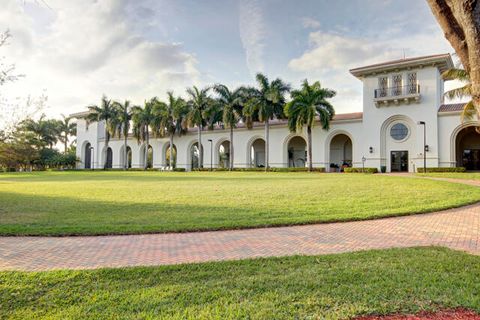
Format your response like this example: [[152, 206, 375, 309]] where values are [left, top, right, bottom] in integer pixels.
[[0, 0, 455, 127]]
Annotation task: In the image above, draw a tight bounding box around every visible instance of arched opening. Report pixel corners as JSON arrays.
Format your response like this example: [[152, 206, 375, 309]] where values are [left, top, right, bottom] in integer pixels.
[[329, 134, 352, 171], [140, 145, 153, 169], [287, 136, 307, 167], [126, 146, 132, 169], [250, 138, 265, 168], [218, 140, 230, 168], [106, 147, 113, 169], [164, 143, 177, 168], [84, 142, 92, 169], [190, 142, 203, 170], [456, 126, 480, 170]]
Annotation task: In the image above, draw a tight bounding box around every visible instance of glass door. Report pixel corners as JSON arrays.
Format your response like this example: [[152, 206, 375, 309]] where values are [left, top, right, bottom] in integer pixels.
[[391, 151, 409, 172]]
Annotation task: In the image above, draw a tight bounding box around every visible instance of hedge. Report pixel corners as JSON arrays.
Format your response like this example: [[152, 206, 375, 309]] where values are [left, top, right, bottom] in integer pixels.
[[417, 167, 466, 173], [191, 167, 326, 172], [344, 167, 378, 174]]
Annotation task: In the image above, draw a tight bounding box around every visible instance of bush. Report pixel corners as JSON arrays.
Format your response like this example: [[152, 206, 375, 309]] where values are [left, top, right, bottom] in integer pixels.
[[173, 168, 186, 172], [344, 167, 378, 174], [417, 167, 466, 173], [190, 167, 325, 172]]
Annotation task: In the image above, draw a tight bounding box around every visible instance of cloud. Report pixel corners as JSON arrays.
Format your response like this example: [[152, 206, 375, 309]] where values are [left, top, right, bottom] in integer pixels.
[[0, 0, 201, 125], [238, 0, 265, 76], [301, 17, 321, 29]]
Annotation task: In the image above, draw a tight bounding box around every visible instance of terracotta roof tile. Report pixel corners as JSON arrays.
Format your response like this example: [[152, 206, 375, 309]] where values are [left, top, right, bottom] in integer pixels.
[[438, 103, 466, 113]]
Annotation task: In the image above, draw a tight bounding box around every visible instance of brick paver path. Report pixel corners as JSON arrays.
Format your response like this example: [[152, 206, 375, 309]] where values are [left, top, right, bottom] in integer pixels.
[[1, 176, 479, 271]]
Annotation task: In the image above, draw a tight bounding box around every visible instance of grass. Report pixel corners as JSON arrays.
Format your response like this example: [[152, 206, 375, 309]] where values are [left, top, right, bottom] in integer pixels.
[[1, 171, 480, 236], [1, 247, 479, 319], [421, 172, 480, 181]]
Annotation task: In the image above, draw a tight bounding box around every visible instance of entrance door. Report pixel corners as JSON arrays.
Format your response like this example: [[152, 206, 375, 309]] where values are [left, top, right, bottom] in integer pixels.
[[391, 151, 408, 172], [462, 149, 480, 171]]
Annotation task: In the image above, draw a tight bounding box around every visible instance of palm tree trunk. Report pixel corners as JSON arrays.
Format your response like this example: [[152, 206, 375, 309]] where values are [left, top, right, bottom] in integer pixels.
[[307, 126, 313, 172], [198, 124, 203, 168], [169, 134, 174, 168], [265, 119, 269, 172], [229, 126, 234, 170], [124, 132, 128, 170], [64, 134, 68, 154], [104, 126, 109, 170], [144, 129, 149, 170]]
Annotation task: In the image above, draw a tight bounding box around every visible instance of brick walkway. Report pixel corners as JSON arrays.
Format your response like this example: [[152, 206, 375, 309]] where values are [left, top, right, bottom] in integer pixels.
[[1, 177, 479, 271]]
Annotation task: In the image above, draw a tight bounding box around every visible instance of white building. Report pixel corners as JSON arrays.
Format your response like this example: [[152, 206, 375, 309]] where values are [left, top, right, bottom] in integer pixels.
[[72, 54, 480, 172]]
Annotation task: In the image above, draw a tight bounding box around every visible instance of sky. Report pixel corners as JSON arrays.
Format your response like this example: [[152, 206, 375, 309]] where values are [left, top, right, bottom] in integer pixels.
[[0, 0, 458, 128]]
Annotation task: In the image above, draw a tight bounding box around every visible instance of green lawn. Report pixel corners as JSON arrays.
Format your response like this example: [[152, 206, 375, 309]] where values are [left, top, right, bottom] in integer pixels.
[[1, 171, 480, 236], [421, 172, 480, 181], [1, 247, 479, 319]]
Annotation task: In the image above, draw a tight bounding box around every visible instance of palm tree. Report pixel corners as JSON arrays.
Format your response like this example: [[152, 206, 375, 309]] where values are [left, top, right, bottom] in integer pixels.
[[154, 92, 188, 168], [131, 98, 158, 170], [21, 115, 61, 150], [185, 86, 212, 168], [245, 73, 290, 171], [213, 84, 244, 170], [58, 114, 76, 154], [111, 100, 132, 170], [87, 96, 116, 169], [285, 80, 336, 171], [442, 68, 478, 123]]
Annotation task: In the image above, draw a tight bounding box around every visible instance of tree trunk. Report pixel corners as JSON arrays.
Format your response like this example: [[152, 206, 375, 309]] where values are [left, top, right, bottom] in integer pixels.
[[229, 126, 234, 170], [169, 134, 174, 168], [64, 134, 68, 154], [426, 0, 480, 112], [144, 128, 149, 170], [198, 124, 203, 168], [124, 133, 128, 170], [265, 119, 269, 172], [307, 126, 313, 172]]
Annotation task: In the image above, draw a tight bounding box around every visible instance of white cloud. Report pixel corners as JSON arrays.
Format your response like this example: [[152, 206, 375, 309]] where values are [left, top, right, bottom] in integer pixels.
[[301, 17, 321, 29], [238, 0, 265, 76], [0, 0, 201, 127]]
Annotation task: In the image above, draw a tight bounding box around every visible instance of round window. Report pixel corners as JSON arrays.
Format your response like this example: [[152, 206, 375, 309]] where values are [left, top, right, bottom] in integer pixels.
[[390, 123, 409, 141]]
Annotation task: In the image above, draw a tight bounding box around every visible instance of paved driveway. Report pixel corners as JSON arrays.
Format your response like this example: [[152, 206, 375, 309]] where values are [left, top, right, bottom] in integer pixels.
[[1, 176, 479, 271]]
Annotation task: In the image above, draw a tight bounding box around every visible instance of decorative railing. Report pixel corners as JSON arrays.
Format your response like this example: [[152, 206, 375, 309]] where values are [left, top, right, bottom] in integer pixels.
[[374, 84, 420, 99]]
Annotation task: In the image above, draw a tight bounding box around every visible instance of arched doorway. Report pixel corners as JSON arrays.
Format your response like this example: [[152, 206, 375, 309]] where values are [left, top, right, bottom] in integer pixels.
[[84, 142, 92, 169], [456, 126, 480, 170], [164, 143, 177, 168], [287, 136, 307, 167], [126, 146, 132, 169], [106, 147, 113, 169], [218, 140, 230, 168], [329, 134, 353, 171], [250, 138, 265, 168], [190, 142, 203, 170]]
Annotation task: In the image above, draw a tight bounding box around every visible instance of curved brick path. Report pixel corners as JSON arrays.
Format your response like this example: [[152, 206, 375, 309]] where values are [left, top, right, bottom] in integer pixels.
[[0, 176, 479, 271]]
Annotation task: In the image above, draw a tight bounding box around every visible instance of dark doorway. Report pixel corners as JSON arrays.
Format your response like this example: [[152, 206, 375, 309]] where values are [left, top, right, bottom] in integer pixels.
[[106, 147, 113, 169], [391, 151, 408, 172], [462, 149, 480, 170], [85, 143, 91, 169]]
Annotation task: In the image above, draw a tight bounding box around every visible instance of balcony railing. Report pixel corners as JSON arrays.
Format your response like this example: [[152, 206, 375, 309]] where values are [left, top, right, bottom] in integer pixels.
[[374, 84, 420, 99]]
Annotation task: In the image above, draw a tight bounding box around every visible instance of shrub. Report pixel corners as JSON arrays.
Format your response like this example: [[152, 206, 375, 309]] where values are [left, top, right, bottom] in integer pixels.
[[344, 167, 378, 174], [173, 168, 186, 172], [417, 167, 466, 173]]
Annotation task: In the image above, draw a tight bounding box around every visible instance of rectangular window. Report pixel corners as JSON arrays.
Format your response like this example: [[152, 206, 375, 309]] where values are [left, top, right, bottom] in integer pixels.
[[378, 76, 388, 97], [392, 74, 402, 96], [407, 72, 417, 94]]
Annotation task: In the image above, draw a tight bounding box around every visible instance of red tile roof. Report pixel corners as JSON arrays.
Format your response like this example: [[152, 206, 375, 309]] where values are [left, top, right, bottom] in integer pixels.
[[438, 103, 466, 113]]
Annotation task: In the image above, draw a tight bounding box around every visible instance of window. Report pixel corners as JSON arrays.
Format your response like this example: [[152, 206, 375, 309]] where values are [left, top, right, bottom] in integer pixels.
[[378, 77, 388, 97], [392, 74, 402, 96], [390, 123, 409, 141], [407, 72, 417, 94]]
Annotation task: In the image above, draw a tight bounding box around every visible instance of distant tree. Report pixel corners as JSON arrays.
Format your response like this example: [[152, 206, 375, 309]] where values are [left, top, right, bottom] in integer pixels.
[[131, 98, 158, 170], [86, 96, 116, 169], [111, 100, 133, 170], [154, 92, 188, 168], [426, 0, 480, 123], [244, 73, 290, 171], [185, 86, 213, 168], [20, 115, 61, 149], [285, 80, 336, 171], [58, 114, 76, 154], [213, 84, 245, 170]]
